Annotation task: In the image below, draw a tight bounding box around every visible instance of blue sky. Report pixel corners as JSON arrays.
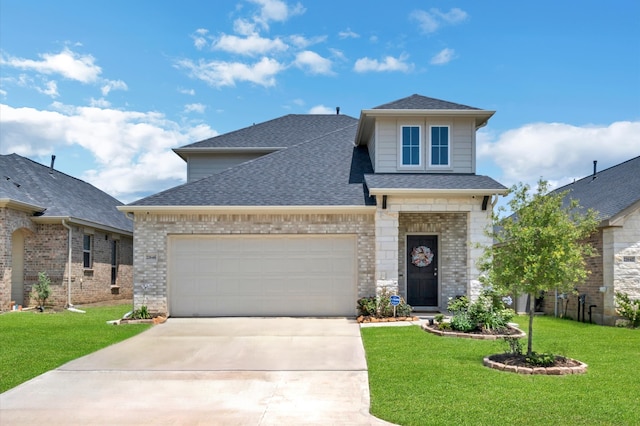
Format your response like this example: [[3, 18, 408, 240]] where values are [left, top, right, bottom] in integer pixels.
[[1, 0, 639, 203]]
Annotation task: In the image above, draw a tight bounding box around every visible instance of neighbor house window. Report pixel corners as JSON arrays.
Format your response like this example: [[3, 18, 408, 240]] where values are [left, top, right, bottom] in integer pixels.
[[401, 125, 421, 166], [111, 240, 118, 285], [83, 234, 92, 268], [430, 126, 450, 166]]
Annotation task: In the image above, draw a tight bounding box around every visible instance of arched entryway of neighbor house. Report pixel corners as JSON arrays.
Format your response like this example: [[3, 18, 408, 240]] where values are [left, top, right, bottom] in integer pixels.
[[11, 228, 31, 307]]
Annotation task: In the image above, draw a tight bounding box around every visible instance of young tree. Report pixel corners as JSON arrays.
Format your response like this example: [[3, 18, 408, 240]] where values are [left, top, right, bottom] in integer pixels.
[[33, 271, 52, 309], [478, 180, 599, 356]]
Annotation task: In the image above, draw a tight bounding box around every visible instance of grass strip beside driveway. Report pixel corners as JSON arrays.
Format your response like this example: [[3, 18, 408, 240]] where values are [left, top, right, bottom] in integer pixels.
[[361, 316, 640, 426], [0, 305, 151, 393]]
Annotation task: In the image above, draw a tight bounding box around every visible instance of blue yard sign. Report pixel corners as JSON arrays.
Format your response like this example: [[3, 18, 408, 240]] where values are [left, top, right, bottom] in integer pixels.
[[390, 295, 401, 306]]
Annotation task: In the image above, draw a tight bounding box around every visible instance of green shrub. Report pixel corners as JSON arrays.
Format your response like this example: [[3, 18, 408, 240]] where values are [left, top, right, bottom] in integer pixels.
[[503, 336, 523, 355], [434, 313, 445, 323], [130, 305, 151, 320], [32, 272, 52, 309], [526, 352, 556, 367], [615, 292, 640, 328], [447, 287, 515, 332], [356, 289, 413, 318]]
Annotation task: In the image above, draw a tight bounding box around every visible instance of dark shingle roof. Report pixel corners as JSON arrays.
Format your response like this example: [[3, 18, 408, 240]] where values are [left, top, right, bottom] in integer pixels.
[[0, 154, 132, 233], [554, 156, 640, 221], [131, 123, 375, 206], [180, 114, 358, 149], [373, 94, 480, 110], [364, 174, 507, 191]]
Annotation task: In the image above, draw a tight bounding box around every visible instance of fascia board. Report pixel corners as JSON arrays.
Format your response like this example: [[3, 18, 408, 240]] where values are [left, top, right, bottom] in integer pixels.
[[367, 188, 509, 196], [0, 198, 47, 213], [31, 216, 133, 237], [117, 205, 377, 215]]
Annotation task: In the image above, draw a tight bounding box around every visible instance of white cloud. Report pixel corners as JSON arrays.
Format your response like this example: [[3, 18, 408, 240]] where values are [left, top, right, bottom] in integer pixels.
[[36, 80, 59, 98], [353, 54, 413, 73], [213, 33, 288, 56], [292, 98, 305, 106], [184, 103, 206, 113], [478, 121, 640, 188], [191, 28, 210, 50], [233, 19, 258, 36], [430, 48, 456, 65], [369, 35, 379, 43], [338, 28, 359, 39], [176, 57, 285, 88], [89, 97, 111, 108], [410, 8, 469, 34], [329, 48, 346, 61], [0, 102, 217, 202], [294, 51, 334, 75], [1, 47, 102, 83], [178, 87, 196, 95], [308, 104, 335, 114], [0, 88, 7, 97], [101, 79, 128, 96], [288, 34, 327, 48], [248, 0, 305, 29]]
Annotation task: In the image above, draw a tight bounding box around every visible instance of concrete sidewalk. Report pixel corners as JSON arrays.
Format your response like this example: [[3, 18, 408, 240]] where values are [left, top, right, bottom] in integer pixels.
[[0, 318, 394, 425]]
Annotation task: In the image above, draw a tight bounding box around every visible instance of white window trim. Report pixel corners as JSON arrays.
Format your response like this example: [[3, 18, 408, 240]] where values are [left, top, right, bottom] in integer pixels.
[[83, 234, 93, 269], [398, 124, 423, 169], [428, 125, 451, 168]]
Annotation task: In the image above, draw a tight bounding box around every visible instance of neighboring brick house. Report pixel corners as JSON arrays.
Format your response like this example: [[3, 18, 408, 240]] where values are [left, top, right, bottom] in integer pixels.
[[0, 154, 133, 310], [119, 95, 508, 317], [541, 156, 640, 325]]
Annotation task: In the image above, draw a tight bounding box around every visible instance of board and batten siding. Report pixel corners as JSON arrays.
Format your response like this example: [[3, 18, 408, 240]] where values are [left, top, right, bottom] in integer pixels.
[[187, 153, 265, 182], [373, 117, 476, 173]]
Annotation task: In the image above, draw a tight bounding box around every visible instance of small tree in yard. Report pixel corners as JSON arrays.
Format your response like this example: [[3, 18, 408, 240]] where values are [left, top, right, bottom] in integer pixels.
[[478, 180, 599, 356], [33, 271, 52, 309]]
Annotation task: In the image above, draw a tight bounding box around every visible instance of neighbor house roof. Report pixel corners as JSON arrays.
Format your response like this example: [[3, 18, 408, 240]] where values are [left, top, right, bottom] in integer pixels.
[[127, 121, 376, 208], [0, 154, 132, 234], [365, 174, 507, 195], [555, 156, 640, 225], [174, 114, 357, 160]]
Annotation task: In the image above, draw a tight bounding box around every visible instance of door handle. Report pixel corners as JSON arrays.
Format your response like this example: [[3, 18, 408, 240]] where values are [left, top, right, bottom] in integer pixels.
[[434, 273, 437, 276]]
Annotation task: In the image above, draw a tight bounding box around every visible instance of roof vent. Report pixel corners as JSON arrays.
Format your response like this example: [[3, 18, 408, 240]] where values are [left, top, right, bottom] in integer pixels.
[[50, 155, 56, 174], [592, 160, 597, 180], [336, 107, 340, 115]]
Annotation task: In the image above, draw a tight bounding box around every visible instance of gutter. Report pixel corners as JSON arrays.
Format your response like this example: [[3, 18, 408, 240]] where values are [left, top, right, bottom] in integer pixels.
[[61, 220, 85, 313]]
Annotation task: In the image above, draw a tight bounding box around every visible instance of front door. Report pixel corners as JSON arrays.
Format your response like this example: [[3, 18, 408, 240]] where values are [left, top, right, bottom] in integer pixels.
[[406, 235, 438, 306]]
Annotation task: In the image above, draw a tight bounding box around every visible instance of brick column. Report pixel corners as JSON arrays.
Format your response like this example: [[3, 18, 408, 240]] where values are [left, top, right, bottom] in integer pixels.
[[375, 209, 399, 294]]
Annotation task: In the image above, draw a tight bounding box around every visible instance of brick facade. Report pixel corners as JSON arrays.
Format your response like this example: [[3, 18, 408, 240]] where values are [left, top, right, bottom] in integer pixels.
[[132, 212, 375, 315], [373, 195, 493, 311], [0, 206, 133, 311], [398, 212, 468, 308], [540, 207, 640, 325]]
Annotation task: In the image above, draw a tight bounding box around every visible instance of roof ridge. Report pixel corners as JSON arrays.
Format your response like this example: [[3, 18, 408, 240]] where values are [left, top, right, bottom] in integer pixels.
[[554, 155, 640, 192]]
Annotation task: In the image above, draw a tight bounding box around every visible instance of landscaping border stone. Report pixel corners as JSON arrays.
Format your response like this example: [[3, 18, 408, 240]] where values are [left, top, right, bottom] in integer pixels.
[[421, 323, 526, 340], [483, 356, 588, 375]]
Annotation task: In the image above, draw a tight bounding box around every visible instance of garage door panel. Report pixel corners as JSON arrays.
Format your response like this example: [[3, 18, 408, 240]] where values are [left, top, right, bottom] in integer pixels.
[[169, 235, 356, 317]]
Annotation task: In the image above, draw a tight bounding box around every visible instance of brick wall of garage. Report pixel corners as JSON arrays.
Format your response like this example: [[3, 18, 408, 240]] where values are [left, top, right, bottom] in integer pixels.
[[132, 212, 375, 314]]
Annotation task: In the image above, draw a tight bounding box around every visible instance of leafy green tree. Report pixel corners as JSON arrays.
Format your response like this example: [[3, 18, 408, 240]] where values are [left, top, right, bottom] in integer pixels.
[[478, 180, 599, 356]]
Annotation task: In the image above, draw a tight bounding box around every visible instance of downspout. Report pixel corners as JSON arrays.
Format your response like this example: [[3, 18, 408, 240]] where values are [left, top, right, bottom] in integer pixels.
[[61, 220, 85, 314]]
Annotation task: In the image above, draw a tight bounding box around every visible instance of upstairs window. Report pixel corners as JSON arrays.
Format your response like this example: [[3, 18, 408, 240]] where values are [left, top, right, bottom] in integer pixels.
[[430, 126, 450, 167], [83, 234, 92, 268], [401, 125, 421, 166]]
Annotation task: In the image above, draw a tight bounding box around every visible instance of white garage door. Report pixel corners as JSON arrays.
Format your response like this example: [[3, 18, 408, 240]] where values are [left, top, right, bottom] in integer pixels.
[[169, 234, 357, 317]]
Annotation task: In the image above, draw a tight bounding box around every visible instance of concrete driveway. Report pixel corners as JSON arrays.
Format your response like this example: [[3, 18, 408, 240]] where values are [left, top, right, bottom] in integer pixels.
[[0, 318, 394, 425]]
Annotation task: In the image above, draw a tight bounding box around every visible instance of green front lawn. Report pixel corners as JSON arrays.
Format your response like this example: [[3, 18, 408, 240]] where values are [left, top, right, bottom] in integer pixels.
[[361, 316, 640, 426], [0, 305, 150, 393]]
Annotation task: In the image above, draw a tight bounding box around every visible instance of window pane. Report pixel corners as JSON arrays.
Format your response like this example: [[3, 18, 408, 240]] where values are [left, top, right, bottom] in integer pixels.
[[402, 127, 410, 146], [431, 127, 439, 145], [83, 252, 91, 268], [432, 146, 439, 165], [411, 127, 419, 146], [411, 147, 419, 165], [441, 149, 448, 165], [440, 126, 448, 144], [402, 146, 411, 165], [83, 235, 91, 250]]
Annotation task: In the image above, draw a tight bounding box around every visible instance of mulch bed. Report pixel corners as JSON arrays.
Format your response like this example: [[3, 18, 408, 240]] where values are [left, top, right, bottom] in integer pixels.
[[357, 315, 420, 323], [422, 323, 526, 340], [484, 353, 588, 375]]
